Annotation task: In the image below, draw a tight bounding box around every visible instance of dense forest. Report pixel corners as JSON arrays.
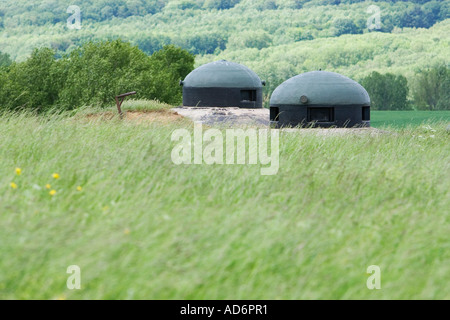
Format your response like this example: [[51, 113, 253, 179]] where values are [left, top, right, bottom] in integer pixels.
[[0, 0, 449, 110], [1, 1, 448, 30], [1, 0, 448, 58]]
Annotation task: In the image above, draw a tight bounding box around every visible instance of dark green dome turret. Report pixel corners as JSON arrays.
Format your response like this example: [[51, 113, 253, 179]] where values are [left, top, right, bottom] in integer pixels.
[[181, 60, 265, 108], [270, 71, 371, 128], [270, 71, 370, 106]]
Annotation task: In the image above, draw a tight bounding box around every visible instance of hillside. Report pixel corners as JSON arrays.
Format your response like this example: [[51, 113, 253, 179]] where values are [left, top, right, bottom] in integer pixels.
[[1, 1, 448, 59], [0, 0, 449, 108]]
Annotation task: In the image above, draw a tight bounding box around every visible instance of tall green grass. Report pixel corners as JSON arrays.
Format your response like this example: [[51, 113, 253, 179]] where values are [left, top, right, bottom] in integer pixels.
[[0, 105, 449, 299]]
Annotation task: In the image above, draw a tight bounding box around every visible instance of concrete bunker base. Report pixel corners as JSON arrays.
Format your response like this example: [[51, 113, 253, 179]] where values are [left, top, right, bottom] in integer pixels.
[[270, 105, 370, 128], [183, 87, 263, 109]]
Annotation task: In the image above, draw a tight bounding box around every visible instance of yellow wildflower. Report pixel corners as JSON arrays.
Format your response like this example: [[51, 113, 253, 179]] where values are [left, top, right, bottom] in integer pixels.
[[52, 173, 60, 179], [49, 190, 57, 196], [15, 168, 22, 176], [10, 182, 18, 189], [46, 184, 51, 189], [76, 186, 82, 191]]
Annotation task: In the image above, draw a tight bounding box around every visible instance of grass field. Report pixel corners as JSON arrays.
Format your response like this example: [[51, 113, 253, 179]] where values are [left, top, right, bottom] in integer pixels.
[[0, 103, 449, 299], [371, 111, 450, 129]]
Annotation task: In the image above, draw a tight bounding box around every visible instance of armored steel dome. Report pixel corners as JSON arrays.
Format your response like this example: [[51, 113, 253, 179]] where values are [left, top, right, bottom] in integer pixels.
[[181, 60, 265, 108], [271, 71, 370, 106], [270, 71, 371, 128]]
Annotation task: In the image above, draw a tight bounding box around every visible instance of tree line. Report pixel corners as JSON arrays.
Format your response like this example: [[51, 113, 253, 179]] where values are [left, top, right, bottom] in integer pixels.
[[0, 41, 195, 111], [360, 68, 449, 111]]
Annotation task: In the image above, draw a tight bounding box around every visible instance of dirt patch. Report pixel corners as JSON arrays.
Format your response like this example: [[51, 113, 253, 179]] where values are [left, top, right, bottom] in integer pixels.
[[125, 110, 185, 124], [83, 109, 186, 125]]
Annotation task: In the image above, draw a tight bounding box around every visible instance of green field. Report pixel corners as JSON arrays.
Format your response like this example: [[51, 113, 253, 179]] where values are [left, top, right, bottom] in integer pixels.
[[0, 105, 449, 299], [371, 111, 450, 128]]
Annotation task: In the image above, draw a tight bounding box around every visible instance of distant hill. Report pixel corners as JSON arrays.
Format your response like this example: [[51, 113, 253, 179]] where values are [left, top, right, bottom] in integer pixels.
[[0, 0, 448, 101]]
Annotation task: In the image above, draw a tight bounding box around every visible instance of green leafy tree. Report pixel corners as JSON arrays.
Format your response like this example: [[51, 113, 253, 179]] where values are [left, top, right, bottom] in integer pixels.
[[413, 65, 449, 110], [58, 40, 155, 108], [361, 72, 410, 110], [255, 0, 278, 10], [398, 6, 433, 28], [147, 45, 195, 104], [293, 27, 315, 41], [227, 31, 272, 50], [333, 18, 361, 36], [135, 34, 171, 55], [179, 0, 201, 10], [0, 51, 12, 67], [204, 0, 241, 10], [175, 32, 228, 55], [0, 48, 60, 111]]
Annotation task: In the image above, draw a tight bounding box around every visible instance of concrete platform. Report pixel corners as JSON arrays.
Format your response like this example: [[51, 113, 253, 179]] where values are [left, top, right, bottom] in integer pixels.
[[172, 107, 270, 127], [172, 106, 387, 135]]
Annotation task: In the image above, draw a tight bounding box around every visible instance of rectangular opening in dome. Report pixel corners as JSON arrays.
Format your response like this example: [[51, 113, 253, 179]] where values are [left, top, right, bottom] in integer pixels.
[[241, 90, 256, 102], [308, 107, 334, 122], [362, 106, 370, 121], [270, 107, 280, 121]]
